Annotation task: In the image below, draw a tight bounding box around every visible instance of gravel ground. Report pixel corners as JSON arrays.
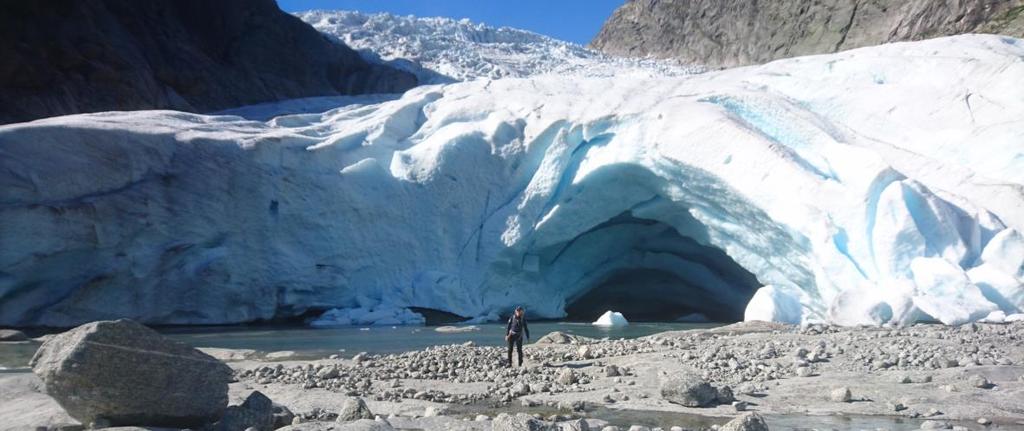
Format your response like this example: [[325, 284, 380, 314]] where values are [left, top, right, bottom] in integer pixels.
[[227, 321, 1024, 430], [3, 321, 1022, 430]]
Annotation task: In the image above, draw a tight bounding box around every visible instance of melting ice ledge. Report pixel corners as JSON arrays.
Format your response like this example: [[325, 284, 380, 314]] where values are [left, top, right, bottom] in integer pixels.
[[1, 35, 1023, 328]]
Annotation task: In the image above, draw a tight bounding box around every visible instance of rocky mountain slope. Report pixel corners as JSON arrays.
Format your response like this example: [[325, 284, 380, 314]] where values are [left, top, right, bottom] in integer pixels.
[[591, 0, 1024, 68], [0, 0, 417, 125]]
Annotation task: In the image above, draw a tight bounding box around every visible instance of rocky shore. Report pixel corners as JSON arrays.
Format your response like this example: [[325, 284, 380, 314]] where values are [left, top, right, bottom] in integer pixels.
[[2, 320, 1023, 430]]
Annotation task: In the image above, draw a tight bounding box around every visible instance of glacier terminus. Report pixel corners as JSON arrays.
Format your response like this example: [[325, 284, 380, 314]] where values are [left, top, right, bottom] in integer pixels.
[[1, 35, 1023, 328]]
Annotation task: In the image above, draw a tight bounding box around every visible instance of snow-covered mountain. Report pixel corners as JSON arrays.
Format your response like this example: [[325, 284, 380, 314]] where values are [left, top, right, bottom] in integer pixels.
[[295, 10, 696, 83], [0, 17, 1022, 327]]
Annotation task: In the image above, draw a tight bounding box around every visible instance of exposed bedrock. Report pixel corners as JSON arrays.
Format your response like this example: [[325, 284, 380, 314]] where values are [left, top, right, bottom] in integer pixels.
[[1, 36, 1023, 327], [0, 0, 417, 125], [591, 0, 1024, 69]]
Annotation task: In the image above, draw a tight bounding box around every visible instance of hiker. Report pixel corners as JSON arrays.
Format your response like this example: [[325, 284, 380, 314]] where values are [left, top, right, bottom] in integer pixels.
[[505, 305, 530, 367]]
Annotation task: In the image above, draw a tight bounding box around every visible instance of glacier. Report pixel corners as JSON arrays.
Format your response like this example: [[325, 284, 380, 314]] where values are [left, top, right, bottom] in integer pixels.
[[1, 35, 1023, 327], [295, 10, 696, 83]]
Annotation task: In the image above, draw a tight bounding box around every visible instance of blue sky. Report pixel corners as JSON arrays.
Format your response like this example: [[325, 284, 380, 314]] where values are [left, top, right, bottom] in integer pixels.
[[276, 0, 625, 45]]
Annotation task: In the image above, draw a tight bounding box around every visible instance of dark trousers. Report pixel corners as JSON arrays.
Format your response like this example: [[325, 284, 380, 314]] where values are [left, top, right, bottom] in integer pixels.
[[507, 335, 523, 367]]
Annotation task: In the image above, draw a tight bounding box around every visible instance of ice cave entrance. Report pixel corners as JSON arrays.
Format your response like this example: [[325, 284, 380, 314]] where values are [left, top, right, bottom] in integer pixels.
[[557, 214, 761, 323]]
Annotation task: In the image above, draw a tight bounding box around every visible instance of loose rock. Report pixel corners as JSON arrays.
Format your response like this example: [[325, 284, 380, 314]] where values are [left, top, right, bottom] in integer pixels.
[[29, 319, 232, 428], [337, 397, 374, 422], [211, 391, 274, 431], [829, 387, 852, 403], [720, 412, 770, 431], [660, 374, 718, 407]]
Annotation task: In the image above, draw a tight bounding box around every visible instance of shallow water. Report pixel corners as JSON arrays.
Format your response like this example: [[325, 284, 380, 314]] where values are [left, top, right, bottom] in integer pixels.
[[161, 321, 719, 359], [450, 403, 993, 431], [0, 321, 718, 370]]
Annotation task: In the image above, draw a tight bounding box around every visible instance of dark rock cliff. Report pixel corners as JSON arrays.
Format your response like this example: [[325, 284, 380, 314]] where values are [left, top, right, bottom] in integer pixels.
[[591, 0, 1024, 68], [0, 0, 418, 124]]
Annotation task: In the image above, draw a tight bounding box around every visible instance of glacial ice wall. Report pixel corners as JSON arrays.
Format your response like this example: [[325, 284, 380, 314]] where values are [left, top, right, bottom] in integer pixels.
[[295, 10, 696, 83], [1, 35, 1022, 327]]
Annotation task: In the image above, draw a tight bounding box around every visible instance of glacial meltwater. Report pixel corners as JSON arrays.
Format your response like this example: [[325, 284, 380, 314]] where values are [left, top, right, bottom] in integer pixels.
[[0, 321, 718, 371]]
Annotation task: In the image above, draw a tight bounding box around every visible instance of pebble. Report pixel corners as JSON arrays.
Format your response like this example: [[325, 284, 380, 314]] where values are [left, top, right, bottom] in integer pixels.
[[887, 402, 906, 412]]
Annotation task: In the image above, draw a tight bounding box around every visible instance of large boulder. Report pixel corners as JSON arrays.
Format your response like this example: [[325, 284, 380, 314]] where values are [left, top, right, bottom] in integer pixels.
[[660, 374, 718, 407], [29, 319, 233, 428], [720, 412, 770, 431]]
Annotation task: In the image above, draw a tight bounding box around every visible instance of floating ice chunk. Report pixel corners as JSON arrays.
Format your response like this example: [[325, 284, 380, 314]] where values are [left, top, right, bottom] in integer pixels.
[[434, 325, 480, 333], [592, 311, 628, 326], [676, 313, 710, 323], [310, 306, 425, 327], [910, 257, 998, 325], [744, 286, 802, 324]]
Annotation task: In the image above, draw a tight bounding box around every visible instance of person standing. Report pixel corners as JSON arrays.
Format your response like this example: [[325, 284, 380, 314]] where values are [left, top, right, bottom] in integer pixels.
[[505, 306, 530, 367]]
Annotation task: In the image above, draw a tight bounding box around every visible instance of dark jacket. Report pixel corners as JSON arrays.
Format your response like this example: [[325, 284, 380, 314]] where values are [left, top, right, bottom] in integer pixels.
[[506, 314, 529, 340]]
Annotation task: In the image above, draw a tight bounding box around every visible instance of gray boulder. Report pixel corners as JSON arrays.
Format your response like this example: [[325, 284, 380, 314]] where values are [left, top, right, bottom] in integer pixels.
[[829, 387, 853, 403], [336, 397, 374, 422], [493, 413, 554, 431], [660, 374, 718, 407], [272, 403, 297, 429], [0, 329, 28, 342], [720, 412, 770, 431], [968, 375, 994, 389], [604, 365, 622, 377], [29, 319, 233, 428], [556, 369, 578, 385], [211, 391, 274, 431], [715, 385, 735, 404]]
